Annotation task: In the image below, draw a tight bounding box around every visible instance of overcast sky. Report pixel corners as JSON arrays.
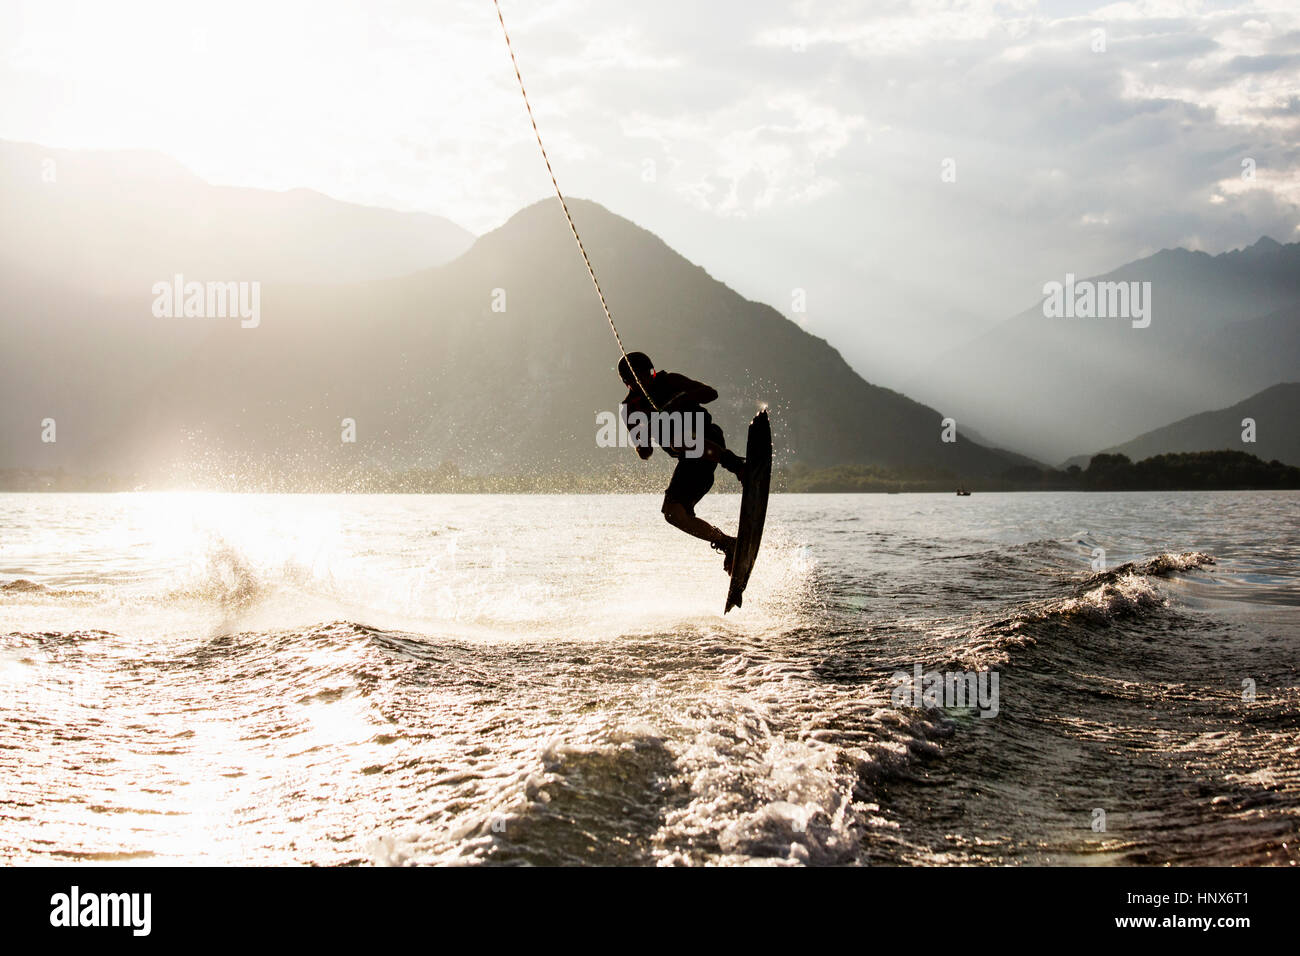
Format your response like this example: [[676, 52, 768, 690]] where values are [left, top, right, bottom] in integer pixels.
[[3, 0, 1298, 379]]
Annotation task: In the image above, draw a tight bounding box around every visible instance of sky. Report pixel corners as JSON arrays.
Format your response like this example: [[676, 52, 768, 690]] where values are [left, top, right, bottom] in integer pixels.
[[2, 0, 1298, 383]]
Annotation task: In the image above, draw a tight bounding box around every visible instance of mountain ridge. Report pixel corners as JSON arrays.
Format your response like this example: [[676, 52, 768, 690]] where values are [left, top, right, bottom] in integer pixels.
[[2, 194, 1024, 484], [0, 138, 475, 292], [1064, 382, 1300, 468], [903, 236, 1300, 462]]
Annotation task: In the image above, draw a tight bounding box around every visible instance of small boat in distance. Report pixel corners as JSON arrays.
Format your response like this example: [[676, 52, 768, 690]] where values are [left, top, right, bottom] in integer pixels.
[[956, 487, 972, 496]]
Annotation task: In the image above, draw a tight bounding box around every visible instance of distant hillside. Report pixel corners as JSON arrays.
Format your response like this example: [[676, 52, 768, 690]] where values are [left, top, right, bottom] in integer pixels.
[[0, 139, 473, 292], [1066, 383, 1300, 468], [1, 196, 1022, 484], [781, 450, 1300, 493], [1075, 450, 1300, 491], [905, 238, 1300, 462], [1195, 305, 1300, 400]]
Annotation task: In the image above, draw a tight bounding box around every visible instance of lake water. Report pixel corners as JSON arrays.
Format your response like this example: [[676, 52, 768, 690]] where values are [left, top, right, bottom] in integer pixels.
[[1, 490, 1297, 865]]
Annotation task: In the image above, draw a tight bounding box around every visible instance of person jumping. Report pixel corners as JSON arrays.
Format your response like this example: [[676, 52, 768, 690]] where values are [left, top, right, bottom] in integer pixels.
[[617, 351, 746, 572]]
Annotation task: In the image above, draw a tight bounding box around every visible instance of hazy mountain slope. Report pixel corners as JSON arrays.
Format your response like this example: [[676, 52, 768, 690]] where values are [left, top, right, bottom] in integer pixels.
[[1077, 383, 1300, 467], [904, 238, 1300, 462], [2, 199, 1021, 482], [0, 260, 212, 472], [0, 139, 473, 293], [1191, 303, 1300, 399]]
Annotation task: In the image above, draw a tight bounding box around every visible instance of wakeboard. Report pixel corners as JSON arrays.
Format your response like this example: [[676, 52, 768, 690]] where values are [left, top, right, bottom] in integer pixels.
[[725, 409, 772, 613]]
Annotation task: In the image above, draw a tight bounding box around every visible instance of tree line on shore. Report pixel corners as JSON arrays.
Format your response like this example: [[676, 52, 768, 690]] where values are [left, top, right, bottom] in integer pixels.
[[2, 450, 1296, 494]]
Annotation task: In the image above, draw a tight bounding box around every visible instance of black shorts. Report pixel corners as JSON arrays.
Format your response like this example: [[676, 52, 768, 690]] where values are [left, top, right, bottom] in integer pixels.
[[662, 422, 725, 515]]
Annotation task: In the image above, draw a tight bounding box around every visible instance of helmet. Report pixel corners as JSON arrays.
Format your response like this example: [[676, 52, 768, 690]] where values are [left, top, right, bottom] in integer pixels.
[[617, 351, 654, 385]]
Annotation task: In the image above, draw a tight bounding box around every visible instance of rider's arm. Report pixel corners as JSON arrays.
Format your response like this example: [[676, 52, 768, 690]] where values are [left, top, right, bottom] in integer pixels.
[[659, 373, 718, 408]]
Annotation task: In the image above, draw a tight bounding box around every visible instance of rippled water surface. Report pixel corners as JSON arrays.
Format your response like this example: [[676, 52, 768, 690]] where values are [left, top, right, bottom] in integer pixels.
[[2, 491, 1297, 865]]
